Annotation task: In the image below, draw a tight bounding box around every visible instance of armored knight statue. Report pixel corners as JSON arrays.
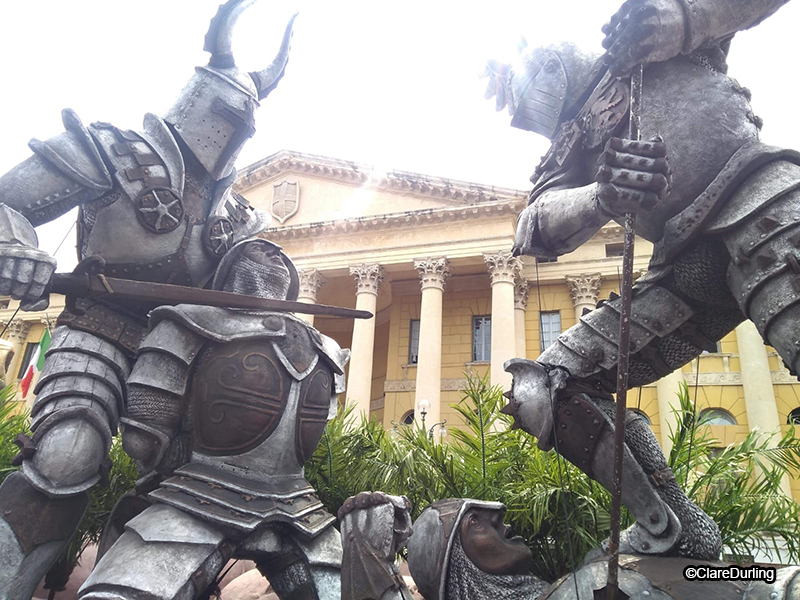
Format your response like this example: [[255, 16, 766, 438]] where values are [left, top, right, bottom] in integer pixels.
[[406, 499, 548, 600], [484, 0, 797, 561], [339, 491, 415, 600], [78, 238, 349, 600], [0, 1, 296, 597]]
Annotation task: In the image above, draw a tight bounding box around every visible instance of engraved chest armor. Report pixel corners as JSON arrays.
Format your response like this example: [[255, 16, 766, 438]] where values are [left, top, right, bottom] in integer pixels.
[[190, 323, 335, 475]]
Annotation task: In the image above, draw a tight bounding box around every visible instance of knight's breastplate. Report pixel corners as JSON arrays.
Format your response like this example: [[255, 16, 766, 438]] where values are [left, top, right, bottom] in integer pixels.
[[190, 322, 334, 476]]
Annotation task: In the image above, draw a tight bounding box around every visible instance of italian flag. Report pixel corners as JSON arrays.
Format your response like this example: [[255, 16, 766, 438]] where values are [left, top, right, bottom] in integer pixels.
[[20, 328, 51, 397]]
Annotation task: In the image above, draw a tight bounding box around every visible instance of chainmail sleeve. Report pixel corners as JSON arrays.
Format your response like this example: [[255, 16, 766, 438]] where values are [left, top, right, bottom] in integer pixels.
[[121, 317, 205, 472]]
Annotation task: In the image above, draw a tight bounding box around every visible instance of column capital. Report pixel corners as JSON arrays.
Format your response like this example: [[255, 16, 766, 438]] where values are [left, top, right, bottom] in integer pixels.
[[349, 263, 385, 296], [3, 320, 30, 344], [483, 250, 521, 285], [414, 257, 451, 291], [298, 269, 326, 301], [514, 279, 530, 310], [565, 273, 603, 308]]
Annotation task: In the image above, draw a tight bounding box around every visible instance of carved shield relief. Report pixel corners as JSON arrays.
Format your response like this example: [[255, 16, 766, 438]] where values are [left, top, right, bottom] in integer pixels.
[[192, 339, 291, 455], [271, 180, 299, 224]]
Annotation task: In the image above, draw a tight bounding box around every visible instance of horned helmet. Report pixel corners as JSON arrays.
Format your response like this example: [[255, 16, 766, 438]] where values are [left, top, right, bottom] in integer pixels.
[[487, 41, 601, 140], [164, 0, 296, 180]]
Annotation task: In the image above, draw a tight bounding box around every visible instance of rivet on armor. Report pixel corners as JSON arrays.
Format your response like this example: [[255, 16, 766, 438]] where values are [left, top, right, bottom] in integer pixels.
[[593, 419, 600, 426], [583, 447, 589, 453], [589, 435, 594, 440], [560, 423, 567, 429], [573, 398, 580, 405], [565, 409, 572, 416], [642, 542, 651, 551]]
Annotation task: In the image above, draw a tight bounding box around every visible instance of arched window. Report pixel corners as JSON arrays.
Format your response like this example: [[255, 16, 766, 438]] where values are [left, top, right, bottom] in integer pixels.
[[631, 408, 651, 425], [788, 407, 800, 425], [698, 408, 737, 426], [401, 410, 415, 426]]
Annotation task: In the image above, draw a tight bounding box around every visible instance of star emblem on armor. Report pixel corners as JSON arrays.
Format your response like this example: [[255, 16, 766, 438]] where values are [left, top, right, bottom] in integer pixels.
[[203, 216, 235, 257], [136, 188, 184, 233]]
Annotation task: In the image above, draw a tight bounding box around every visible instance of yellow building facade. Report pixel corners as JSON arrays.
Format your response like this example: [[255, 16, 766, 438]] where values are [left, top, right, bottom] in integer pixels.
[[2, 149, 798, 502]]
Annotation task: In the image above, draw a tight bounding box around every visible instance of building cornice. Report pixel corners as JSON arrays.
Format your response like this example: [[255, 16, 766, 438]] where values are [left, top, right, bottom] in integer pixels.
[[234, 150, 527, 206], [260, 198, 526, 240]]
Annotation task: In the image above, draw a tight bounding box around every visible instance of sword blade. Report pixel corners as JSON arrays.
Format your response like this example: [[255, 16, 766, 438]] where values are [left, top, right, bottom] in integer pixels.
[[50, 272, 373, 320]]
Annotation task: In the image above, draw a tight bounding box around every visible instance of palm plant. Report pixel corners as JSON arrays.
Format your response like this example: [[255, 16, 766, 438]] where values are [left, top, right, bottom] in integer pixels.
[[668, 382, 800, 563], [0, 384, 31, 483]]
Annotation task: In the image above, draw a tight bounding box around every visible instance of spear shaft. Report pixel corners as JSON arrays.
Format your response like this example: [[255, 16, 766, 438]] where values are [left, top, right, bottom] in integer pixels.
[[606, 63, 643, 600]]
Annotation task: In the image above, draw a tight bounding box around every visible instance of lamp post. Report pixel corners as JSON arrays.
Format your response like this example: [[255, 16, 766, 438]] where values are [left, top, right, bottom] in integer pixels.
[[428, 419, 447, 442], [416, 399, 430, 432]]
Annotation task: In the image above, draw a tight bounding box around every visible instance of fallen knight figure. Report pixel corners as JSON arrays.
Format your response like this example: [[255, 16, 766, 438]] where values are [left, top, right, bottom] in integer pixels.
[[78, 239, 350, 600], [483, 0, 797, 560]]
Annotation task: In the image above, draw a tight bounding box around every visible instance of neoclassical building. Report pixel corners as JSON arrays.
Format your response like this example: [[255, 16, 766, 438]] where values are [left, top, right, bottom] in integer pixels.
[[2, 149, 799, 503]]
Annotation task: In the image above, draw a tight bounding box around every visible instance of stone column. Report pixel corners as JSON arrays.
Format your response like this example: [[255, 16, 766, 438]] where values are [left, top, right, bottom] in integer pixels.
[[297, 269, 326, 326], [2, 320, 31, 383], [413, 258, 451, 430], [656, 369, 685, 457], [483, 251, 521, 389], [565, 273, 603, 321], [736, 320, 793, 496], [514, 279, 529, 359], [347, 264, 385, 420]]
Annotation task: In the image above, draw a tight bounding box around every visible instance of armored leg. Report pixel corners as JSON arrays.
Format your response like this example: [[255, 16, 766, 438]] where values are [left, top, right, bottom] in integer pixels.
[[715, 184, 800, 376], [539, 239, 744, 392], [0, 325, 131, 600], [506, 248, 737, 559], [0, 472, 90, 600], [253, 527, 342, 600], [78, 504, 230, 600]]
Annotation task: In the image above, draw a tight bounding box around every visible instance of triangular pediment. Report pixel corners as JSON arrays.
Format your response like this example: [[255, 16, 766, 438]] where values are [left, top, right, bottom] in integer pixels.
[[234, 150, 526, 227]]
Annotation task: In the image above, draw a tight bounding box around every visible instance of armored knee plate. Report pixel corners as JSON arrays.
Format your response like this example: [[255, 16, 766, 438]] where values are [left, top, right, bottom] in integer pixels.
[[79, 503, 229, 600], [23, 326, 130, 497]]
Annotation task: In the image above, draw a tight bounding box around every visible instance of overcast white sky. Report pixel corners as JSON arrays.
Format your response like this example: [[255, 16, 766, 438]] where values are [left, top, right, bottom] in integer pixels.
[[0, 0, 798, 270]]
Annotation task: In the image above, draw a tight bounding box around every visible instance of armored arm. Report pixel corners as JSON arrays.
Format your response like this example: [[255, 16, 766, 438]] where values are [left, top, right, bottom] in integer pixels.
[[602, 0, 791, 76], [121, 319, 205, 474], [0, 108, 112, 226], [514, 137, 670, 257], [0, 108, 112, 309]]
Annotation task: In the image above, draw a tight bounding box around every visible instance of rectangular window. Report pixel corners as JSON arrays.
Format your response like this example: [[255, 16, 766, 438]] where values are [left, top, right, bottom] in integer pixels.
[[472, 316, 491, 362], [540, 311, 562, 352], [605, 243, 624, 257], [408, 319, 420, 364], [16, 342, 37, 380], [536, 256, 557, 263]]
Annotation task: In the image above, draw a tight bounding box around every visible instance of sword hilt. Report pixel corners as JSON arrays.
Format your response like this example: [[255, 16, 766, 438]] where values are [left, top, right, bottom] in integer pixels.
[[49, 256, 107, 315]]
